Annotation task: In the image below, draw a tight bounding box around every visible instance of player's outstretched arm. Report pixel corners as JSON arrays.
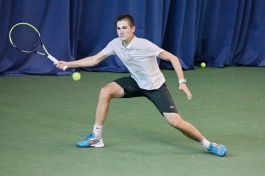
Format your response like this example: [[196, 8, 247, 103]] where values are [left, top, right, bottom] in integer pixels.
[[56, 52, 108, 70]]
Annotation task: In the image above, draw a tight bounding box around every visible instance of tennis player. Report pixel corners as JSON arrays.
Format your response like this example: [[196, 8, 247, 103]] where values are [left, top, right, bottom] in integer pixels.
[[57, 14, 227, 157]]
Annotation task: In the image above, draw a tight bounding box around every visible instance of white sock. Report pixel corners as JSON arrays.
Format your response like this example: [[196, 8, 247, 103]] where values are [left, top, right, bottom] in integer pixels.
[[93, 124, 103, 139], [200, 138, 211, 149]]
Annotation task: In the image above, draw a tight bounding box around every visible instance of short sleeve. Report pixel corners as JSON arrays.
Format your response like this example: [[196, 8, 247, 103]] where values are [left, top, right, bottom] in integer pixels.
[[101, 40, 115, 56]]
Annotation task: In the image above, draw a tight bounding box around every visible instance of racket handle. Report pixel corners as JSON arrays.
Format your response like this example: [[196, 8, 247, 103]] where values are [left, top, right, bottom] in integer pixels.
[[47, 54, 58, 64], [47, 54, 67, 70]]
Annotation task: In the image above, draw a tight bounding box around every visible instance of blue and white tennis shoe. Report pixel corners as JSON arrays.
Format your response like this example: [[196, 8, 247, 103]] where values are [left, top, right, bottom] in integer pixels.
[[76, 133, 104, 148], [208, 143, 227, 157]]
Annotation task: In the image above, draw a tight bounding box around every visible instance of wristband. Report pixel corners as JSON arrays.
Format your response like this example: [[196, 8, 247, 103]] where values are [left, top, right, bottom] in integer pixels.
[[179, 78, 186, 84]]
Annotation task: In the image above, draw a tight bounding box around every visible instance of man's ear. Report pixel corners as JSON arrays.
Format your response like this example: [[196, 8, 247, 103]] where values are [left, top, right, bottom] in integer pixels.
[[132, 26, 136, 33]]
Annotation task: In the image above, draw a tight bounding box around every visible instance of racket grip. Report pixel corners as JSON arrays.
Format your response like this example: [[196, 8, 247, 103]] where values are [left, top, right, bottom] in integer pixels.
[[47, 54, 58, 64], [47, 54, 67, 70]]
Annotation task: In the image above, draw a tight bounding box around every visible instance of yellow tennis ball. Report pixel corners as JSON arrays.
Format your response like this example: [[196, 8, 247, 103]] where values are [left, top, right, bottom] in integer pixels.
[[72, 72, 81, 81], [201, 62, 206, 68]]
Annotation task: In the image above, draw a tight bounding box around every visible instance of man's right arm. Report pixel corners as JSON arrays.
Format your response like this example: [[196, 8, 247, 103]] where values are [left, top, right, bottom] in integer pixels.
[[56, 52, 108, 70]]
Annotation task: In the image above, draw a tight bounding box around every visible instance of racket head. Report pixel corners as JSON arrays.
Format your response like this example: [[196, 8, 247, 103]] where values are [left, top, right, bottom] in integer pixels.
[[9, 23, 42, 54]]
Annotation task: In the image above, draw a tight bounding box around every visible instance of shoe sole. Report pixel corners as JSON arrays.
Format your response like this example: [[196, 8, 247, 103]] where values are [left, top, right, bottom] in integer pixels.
[[76, 144, 104, 148]]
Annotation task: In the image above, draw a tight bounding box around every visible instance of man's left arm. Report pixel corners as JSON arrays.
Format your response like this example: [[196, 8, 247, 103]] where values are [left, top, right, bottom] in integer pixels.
[[158, 50, 192, 100]]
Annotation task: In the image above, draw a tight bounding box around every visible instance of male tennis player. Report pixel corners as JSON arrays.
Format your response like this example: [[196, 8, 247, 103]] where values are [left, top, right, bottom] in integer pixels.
[[57, 14, 227, 157]]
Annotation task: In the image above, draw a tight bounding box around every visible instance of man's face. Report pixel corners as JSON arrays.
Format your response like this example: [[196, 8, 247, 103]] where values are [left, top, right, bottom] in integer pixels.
[[116, 20, 135, 43]]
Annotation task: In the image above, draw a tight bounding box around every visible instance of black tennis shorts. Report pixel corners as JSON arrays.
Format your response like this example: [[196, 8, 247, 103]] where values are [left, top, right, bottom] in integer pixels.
[[114, 76, 178, 114]]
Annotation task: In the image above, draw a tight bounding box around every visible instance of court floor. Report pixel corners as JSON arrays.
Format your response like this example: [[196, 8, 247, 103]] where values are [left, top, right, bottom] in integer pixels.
[[0, 67, 264, 176]]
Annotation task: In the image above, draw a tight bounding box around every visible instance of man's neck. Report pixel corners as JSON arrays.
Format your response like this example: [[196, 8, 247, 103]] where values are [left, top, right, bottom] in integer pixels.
[[122, 35, 134, 48]]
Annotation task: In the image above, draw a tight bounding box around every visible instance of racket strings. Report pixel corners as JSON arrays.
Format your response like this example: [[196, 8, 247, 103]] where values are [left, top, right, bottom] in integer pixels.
[[10, 25, 41, 52]]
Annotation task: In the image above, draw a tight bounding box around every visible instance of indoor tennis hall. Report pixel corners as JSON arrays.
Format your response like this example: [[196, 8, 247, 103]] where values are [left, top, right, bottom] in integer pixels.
[[1, 1, 264, 176]]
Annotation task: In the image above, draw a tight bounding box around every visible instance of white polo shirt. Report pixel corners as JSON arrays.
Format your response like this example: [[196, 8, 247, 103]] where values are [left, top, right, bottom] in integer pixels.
[[101, 36, 165, 90]]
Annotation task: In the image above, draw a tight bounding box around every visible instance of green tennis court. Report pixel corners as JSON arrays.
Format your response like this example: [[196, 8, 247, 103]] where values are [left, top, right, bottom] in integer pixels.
[[0, 67, 264, 176]]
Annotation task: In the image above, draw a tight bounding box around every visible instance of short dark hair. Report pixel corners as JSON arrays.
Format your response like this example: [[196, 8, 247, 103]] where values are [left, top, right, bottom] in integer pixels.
[[116, 14, 135, 27]]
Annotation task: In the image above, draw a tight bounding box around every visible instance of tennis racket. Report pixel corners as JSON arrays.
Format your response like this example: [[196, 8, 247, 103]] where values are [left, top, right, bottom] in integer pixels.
[[9, 22, 66, 70]]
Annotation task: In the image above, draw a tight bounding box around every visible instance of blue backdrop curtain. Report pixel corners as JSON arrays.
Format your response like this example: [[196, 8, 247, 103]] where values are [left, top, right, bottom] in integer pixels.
[[0, 0, 264, 76]]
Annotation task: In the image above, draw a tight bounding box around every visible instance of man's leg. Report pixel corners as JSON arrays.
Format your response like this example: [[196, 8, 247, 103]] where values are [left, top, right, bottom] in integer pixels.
[[76, 82, 124, 148], [163, 112, 204, 142], [94, 82, 124, 125], [163, 112, 227, 157]]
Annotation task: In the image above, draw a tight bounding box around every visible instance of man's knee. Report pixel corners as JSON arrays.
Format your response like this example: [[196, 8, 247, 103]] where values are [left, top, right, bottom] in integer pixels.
[[99, 82, 124, 100], [164, 113, 183, 129]]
